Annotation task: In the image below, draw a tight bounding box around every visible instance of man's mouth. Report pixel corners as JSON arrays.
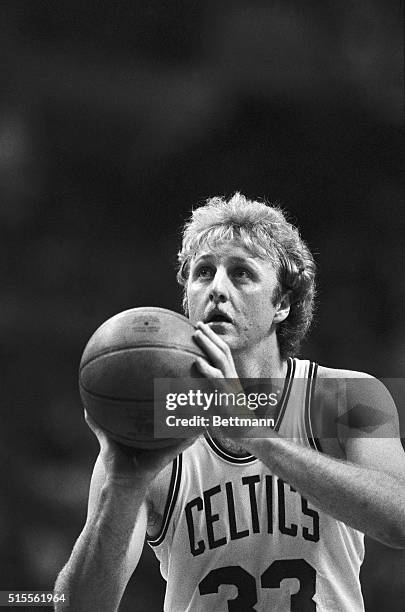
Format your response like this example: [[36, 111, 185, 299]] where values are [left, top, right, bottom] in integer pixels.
[[204, 312, 233, 324]]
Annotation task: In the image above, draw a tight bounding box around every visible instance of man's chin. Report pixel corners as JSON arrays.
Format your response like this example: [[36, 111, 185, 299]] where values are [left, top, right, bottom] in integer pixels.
[[210, 328, 241, 350], [207, 321, 234, 332]]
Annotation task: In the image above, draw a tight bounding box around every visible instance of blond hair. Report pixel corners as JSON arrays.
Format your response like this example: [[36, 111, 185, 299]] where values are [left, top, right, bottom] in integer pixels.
[[177, 193, 316, 358]]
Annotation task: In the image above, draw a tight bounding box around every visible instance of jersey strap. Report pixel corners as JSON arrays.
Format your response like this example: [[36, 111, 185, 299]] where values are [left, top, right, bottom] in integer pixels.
[[274, 356, 295, 432], [204, 432, 256, 463], [204, 357, 296, 463], [147, 453, 183, 547], [304, 361, 323, 453]]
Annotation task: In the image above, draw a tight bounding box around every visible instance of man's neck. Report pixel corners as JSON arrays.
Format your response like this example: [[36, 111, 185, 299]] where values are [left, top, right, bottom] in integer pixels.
[[231, 340, 288, 379], [213, 339, 289, 457]]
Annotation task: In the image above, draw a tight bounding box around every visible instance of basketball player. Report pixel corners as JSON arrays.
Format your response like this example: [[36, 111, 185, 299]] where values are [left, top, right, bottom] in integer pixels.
[[55, 193, 405, 611]]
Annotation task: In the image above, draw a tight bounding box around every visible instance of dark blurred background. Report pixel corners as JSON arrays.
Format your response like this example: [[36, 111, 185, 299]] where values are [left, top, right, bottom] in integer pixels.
[[0, 1, 404, 610]]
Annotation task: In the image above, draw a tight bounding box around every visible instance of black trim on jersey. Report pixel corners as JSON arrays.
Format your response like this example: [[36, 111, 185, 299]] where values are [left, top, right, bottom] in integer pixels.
[[274, 357, 295, 432], [204, 357, 295, 464], [204, 432, 257, 464], [304, 362, 323, 453], [147, 453, 182, 547]]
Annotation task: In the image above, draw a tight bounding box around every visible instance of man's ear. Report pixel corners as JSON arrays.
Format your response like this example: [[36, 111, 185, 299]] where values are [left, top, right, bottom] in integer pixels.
[[183, 292, 189, 316], [273, 291, 291, 324]]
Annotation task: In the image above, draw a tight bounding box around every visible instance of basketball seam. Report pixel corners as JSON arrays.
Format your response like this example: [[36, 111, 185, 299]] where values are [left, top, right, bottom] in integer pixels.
[[80, 383, 158, 403], [80, 345, 205, 370], [87, 412, 174, 444]]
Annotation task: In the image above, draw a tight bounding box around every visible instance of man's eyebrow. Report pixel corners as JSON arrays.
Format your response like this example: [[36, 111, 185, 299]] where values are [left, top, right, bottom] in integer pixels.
[[192, 253, 261, 266], [191, 253, 212, 266], [228, 256, 259, 265]]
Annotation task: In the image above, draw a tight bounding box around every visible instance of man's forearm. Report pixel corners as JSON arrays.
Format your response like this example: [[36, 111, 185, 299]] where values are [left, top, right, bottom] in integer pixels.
[[244, 435, 405, 548], [54, 482, 148, 612]]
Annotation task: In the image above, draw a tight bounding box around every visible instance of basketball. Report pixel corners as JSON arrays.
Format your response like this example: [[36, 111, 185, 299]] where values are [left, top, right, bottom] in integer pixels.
[[79, 307, 207, 448]]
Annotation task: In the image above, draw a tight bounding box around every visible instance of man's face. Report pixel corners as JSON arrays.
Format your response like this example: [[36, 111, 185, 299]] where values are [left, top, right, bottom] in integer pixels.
[[187, 241, 285, 352]]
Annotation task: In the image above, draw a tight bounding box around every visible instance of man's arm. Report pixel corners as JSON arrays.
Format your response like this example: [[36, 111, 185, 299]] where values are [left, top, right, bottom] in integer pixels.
[[243, 369, 405, 548], [54, 414, 195, 612], [193, 322, 405, 548], [243, 431, 405, 549], [54, 455, 149, 612]]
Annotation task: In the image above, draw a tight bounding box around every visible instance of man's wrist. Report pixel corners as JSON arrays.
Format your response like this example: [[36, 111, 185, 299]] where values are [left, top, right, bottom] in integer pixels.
[[239, 430, 279, 455], [102, 476, 149, 497]]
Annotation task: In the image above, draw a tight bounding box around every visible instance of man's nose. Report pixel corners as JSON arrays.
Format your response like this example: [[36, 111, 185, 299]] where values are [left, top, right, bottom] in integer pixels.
[[209, 269, 230, 303]]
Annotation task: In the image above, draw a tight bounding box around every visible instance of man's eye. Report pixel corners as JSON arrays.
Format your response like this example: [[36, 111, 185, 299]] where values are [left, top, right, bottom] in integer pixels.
[[233, 268, 251, 279], [197, 266, 213, 278]]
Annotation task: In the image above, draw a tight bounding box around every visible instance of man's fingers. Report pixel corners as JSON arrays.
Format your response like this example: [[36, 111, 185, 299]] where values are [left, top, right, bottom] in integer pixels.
[[84, 410, 101, 434], [84, 409, 113, 451], [196, 321, 230, 353], [193, 329, 227, 370], [194, 357, 222, 378]]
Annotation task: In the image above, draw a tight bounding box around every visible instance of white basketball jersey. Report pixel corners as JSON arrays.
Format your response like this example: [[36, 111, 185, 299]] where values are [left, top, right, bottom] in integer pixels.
[[147, 358, 365, 611]]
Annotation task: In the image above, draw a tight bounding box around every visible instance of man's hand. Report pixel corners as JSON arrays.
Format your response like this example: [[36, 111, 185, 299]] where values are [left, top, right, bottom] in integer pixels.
[[193, 321, 240, 379], [192, 321, 256, 438], [193, 321, 244, 402], [85, 411, 196, 487]]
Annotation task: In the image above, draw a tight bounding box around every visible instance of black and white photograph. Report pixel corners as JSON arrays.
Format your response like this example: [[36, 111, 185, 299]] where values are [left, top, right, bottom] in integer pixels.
[[1, 2, 404, 611]]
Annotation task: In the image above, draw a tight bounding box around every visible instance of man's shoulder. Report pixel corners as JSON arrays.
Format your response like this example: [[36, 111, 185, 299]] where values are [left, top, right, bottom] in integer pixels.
[[316, 363, 375, 380], [145, 461, 175, 538], [147, 462, 174, 510], [306, 362, 398, 454], [313, 363, 394, 408]]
